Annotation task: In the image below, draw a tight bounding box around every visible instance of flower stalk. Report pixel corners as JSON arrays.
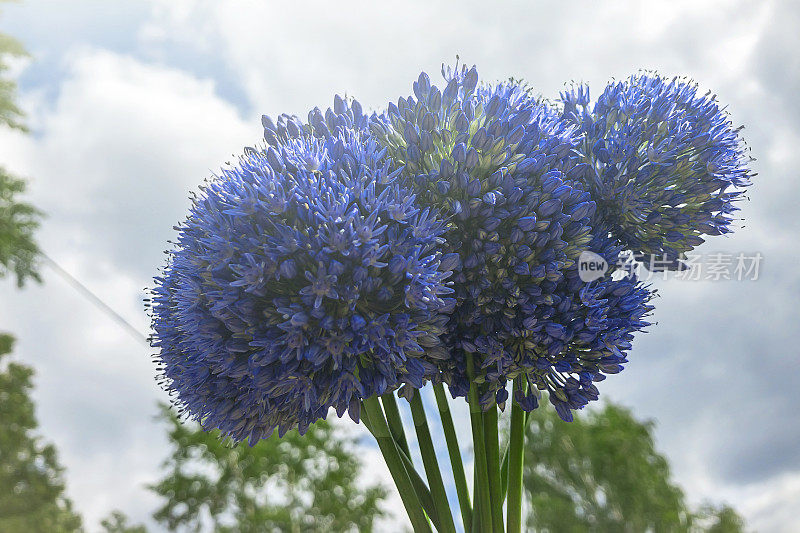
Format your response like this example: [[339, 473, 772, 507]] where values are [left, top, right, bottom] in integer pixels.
[[467, 355, 492, 533], [483, 403, 504, 533], [433, 382, 472, 532], [506, 378, 527, 533], [382, 392, 411, 457], [394, 436, 443, 530], [409, 391, 457, 533], [361, 396, 432, 533]]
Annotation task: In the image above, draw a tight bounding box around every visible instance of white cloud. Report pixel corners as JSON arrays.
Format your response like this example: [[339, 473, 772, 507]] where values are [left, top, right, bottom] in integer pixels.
[[139, 0, 771, 115], [16, 47, 254, 277]]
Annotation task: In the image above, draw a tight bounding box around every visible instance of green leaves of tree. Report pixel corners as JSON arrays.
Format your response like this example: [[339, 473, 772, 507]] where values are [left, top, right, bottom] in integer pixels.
[[523, 403, 745, 532], [150, 405, 386, 532], [0, 7, 69, 528], [0, 334, 83, 532], [1, 0, 41, 287], [0, 0, 28, 134], [99, 510, 147, 533], [0, 168, 41, 286]]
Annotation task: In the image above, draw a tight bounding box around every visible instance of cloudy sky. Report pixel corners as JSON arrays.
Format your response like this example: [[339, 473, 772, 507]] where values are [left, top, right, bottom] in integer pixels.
[[1, 0, 799, 531]]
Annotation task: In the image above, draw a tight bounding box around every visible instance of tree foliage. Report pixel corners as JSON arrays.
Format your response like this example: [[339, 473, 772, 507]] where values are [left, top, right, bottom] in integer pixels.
[[1, 0, 41, 287], [0, 0, 28, 133], [0, 167, 41, 286], [99, 510, 147, 533], [150, 405, 386, 532], [523, 402, 745, 532], [0, 334, 83, 532]]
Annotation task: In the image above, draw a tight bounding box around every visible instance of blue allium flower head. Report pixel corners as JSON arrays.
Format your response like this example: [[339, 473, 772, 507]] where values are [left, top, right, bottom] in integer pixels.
[[513, 226, 654, 421], [561, 73, 753, 266], [150, 100, 455, 443], [371, 65, 601, 408]]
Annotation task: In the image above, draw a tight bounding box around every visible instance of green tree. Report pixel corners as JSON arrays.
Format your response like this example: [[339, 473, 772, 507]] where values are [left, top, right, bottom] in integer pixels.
[[695, 504, 746, 533], [523, 402, 744, 532], [0, 0, 28, 133], [150, 405, 386, 532], [0, 334, 83, 532], [99, 510, 147, 533], [0, 166, 40, 286], [0, 7, 79, 531], [1, 0, 40, 288]]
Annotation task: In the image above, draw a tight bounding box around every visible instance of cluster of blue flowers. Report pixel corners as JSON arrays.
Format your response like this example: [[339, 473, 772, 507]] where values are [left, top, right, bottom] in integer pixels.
[[561, 73, 753, 266], [150, 64, 750, 442], [521, 226, 654, 421], [151, 103, 456, 443], [370, 66, 655, 419]]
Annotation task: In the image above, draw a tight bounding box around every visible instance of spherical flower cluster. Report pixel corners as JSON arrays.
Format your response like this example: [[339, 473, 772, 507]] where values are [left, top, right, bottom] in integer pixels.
[[370, 66, 607, 409], [561, 73, 753, 266], [150, 108, 455, 443], [151, 64, 751, 437]]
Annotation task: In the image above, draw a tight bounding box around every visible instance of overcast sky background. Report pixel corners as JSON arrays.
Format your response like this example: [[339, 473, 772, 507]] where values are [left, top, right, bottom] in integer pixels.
[[1, 1, 799, 531]]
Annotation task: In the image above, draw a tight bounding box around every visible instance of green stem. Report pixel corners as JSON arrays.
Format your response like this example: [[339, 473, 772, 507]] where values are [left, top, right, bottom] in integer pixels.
[[506, 378, 526, 533], [362, 396, 432, 533], [466, 355, 492, 533], [362, 409, 441, 530], [382, 392, 411, 458], [484, 403, 504, 533], [500, 440, 510, 502], [501, 407, 532, 502], [397, 446, 442, 531], [433, 383, 472, 533], [410, 390, 457, 533], [472, 464, 481, 533]]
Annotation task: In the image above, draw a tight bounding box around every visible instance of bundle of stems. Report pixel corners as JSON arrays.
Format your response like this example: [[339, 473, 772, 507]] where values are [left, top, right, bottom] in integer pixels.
[[361, 370, 530, 533]]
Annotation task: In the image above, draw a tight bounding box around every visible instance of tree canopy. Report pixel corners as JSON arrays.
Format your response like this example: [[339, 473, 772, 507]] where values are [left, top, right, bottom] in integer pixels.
[[99, 510, 147, 533], [0, 167, 41, 286], [523, 402, 745, 532], [1, 0, 40, 287], [0, 14, 76, 530], [0, 0, 28, 133], [150, 405, 387, 532], [0, 334, 83, 532]]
